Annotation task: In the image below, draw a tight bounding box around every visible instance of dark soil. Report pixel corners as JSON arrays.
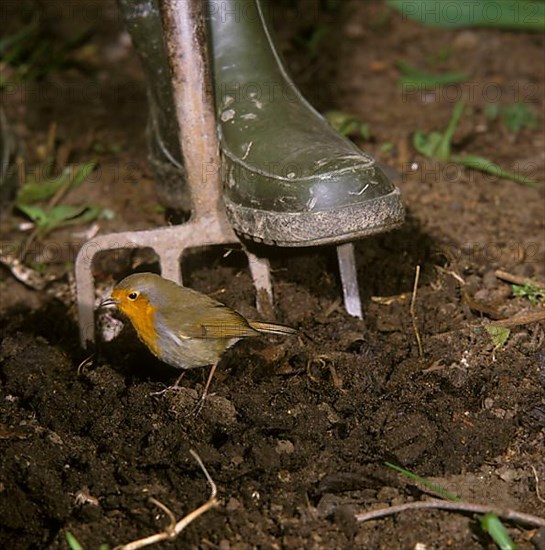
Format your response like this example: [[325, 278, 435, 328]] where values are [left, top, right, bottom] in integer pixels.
[[1, 1, 544, 549]]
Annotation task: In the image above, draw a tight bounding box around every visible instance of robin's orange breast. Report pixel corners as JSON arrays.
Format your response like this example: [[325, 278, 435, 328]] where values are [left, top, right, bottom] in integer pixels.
[[113, 291, 160, 358]]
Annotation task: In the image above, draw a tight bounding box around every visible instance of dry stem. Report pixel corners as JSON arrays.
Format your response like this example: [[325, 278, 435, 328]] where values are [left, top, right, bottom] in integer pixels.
[[495, 269, 545, 289], [116, 450, 218, 550], [531, 465, 545, 505], [355, 498, 545, 528], [410, 265, 423, 357], [491, 309, 545, 328]]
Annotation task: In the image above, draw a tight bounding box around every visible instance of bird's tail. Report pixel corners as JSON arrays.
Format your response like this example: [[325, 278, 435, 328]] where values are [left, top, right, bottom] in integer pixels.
[[249, 321, 297, 336]]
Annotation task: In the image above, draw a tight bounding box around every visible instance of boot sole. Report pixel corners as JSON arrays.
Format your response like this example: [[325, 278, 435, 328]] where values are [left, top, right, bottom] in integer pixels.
[[224, 187, 405, 247]]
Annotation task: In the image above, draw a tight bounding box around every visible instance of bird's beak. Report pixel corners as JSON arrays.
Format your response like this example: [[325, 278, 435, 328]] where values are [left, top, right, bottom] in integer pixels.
[[99, 297, 118, 309]]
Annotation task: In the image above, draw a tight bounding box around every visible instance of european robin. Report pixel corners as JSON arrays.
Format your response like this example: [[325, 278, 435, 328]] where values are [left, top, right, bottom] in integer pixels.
[[100, 272, 296, 407]]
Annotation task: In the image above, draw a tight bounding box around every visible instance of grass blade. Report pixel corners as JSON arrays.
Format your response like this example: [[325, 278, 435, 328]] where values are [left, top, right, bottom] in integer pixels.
[[65, 531, 84, 550], [437, 99, 465, 161], [397, 60, 469, 88], [481, 513, 518, 550], [384, 462, 461, 501], [451, 154, 537, 186]]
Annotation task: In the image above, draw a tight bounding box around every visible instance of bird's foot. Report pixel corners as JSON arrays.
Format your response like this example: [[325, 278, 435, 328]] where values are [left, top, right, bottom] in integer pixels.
[[150, 371, 187, 397]]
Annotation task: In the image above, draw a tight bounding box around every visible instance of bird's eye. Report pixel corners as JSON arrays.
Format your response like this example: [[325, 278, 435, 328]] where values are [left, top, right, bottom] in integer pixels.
[[127, 291, 139, 301]]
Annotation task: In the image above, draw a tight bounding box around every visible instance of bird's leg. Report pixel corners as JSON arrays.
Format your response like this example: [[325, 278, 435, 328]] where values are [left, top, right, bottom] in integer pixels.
[[192, 362, 219, 416]]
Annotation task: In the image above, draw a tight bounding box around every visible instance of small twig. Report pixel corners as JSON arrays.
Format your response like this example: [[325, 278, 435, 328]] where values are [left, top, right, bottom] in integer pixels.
[[495, 269, 545, 289], [370, 293, 410, 305], [491, 309, 545, 328], [116, 450, 219, 550], [20, 228, 40, 261], [531, 465, 545, 504], [410, 265, 423, 357], [435, 265, 465, 286], [148, 498, 176, 536], [47, 168, 74, 210], [355, 498, 545, 528]]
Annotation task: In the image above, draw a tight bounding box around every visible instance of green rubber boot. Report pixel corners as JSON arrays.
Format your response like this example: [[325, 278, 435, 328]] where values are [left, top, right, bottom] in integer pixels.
[[207, 0, 405, 246]]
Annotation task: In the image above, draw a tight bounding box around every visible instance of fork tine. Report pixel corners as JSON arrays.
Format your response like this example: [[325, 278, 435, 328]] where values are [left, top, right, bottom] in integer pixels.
[[246, 251, 274, 319], [336, 242, 363, 320]]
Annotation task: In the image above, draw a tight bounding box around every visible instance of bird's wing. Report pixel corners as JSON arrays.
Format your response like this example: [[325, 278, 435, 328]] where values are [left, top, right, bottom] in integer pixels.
[[159, 302, 259, 340]]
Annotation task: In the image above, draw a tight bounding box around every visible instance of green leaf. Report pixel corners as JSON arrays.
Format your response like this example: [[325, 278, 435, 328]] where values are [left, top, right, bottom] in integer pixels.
[[16, 161, 97, 205], [385, 462, 461, 501], [68, 161, 97, 190], [480, 513, 518, 550], [413, 100, 539, 186], [485, 103, 538, 134], [485, 325, 511, 348], [500, 103, 538, 134], [17, 203, 102, 235], [413, 100, 465, 161], [397, 60, 469, 89], [59, 205, 102, 227], [437, 99, 465, 161], [451, 154, 537, 186], [48, 203, 89, 221], [17, 168, 71, 204], [386, 0, 545, 31], [380, 142, 395, 154], [65, 531, 84, 550], [44, 204, 101, 232], [512, 282, 545, 305], [17, 204, 49, 226], [37, 205, 86, 234], [413, 130, 443, 158]]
